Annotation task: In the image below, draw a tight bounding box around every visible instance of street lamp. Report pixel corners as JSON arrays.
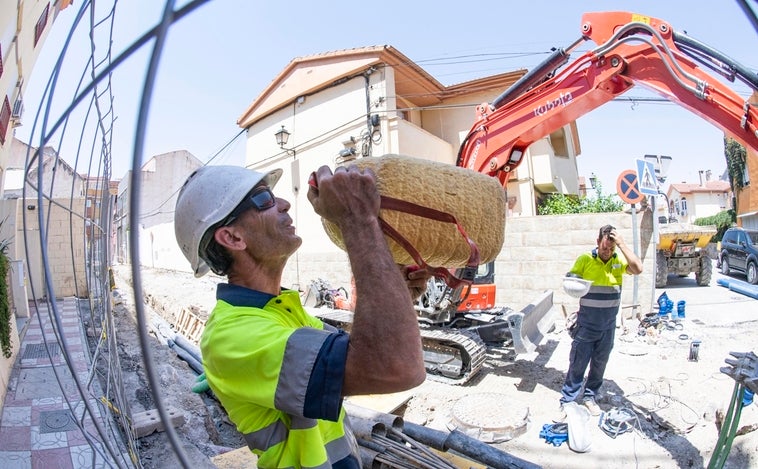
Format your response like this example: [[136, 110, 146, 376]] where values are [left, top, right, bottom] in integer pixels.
[[274, 125, 295, 156], [643, 154, 672, 185], [589, 173, 598, 190]]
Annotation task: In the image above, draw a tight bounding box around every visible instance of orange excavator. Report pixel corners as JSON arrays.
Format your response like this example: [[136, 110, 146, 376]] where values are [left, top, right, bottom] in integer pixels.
[[414, 11, 758, 383]]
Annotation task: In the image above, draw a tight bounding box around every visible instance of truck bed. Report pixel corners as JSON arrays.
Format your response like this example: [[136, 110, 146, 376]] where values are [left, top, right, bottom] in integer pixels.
[[658, 223, 717, 249]]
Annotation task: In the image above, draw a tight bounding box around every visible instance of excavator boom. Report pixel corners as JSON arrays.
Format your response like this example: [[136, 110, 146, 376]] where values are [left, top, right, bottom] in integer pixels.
[[458, 11, 758, 181]]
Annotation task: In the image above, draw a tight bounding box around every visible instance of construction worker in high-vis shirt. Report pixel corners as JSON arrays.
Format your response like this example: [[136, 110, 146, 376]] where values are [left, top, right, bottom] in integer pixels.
[[558, 224, 643, 420], [174, 164, 428, 468]]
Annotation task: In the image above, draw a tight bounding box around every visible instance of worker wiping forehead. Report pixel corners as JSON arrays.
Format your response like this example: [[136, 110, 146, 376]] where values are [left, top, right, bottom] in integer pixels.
[[559, 223, 643, 420], [595, 225, 619, 263]]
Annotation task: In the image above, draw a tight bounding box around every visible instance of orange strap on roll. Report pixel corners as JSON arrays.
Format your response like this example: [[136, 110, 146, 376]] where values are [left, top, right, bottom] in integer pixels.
[[377, 195, 480, 290]]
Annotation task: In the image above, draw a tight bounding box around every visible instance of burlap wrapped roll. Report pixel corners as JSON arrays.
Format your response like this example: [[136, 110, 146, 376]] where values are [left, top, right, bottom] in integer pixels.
[[321, 154, 506, 267]]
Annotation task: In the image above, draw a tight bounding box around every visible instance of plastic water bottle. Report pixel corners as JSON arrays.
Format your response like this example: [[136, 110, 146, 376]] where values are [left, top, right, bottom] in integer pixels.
[[677, 300, 686, 319]]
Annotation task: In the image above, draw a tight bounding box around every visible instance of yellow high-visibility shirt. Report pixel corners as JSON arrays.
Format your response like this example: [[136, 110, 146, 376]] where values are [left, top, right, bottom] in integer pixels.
[[201, 285, 360, 468]]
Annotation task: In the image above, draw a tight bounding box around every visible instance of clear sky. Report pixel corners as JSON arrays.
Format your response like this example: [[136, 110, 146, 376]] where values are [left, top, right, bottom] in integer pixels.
[[17, 0, 757, 194]]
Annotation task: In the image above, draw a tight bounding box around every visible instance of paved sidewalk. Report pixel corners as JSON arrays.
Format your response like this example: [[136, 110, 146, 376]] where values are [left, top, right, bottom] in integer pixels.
[[0, 298, 118, 469]]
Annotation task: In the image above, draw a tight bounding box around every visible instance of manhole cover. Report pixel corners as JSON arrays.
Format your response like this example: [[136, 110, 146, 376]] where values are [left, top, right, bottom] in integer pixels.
[[39, 410, 77, 433], [451, 392, 529, 443], [23, 342, 60, 359]]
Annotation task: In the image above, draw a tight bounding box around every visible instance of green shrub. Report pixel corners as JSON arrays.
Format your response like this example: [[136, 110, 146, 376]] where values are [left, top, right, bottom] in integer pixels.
[[0, 225, 10, 358], [694, 209, 736, 243], [538, 180, 624, 215]]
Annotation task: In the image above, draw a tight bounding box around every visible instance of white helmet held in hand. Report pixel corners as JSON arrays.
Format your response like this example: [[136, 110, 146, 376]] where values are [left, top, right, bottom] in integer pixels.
[[174, 165, 282, 277], [563, 276, 593, 298]]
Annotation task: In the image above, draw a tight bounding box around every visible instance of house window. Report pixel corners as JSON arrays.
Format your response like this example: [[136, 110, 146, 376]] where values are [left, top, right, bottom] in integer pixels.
[[0, 96, 11, 145], [680, 198, 687, 216], [34, 4, 50, 47]]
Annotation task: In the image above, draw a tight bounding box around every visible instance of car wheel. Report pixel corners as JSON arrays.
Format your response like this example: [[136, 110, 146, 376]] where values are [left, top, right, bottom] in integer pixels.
[[747, 262, 758, 285], [721, 257, 730, 275]]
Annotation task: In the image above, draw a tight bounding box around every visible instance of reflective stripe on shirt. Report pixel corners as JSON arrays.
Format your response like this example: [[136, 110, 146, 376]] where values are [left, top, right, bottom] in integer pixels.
[[243, 419, 288, 451], [578, 284, 622, 330], [242, 416, 359, 467], [275, 327, 331, 416], [579, 285, 622, 309]]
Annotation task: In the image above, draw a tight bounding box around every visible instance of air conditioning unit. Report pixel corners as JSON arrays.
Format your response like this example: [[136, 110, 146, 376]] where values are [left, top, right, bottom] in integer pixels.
[[11, 98, 23, 127], [11, 98, 23, 118]]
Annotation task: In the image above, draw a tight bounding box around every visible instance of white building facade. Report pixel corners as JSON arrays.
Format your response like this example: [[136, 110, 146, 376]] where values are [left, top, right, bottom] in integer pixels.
[[237, 46, 583, 289]]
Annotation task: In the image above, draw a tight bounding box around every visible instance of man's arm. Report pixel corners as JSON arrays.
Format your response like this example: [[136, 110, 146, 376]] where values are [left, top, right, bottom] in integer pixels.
[[308, 165, 426, 396], [610, 229, 643, 275]]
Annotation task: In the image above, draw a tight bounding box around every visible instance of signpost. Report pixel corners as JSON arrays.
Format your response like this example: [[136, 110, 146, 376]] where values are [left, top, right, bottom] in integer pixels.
[[637, 157, 668, 317], [616, 169, 643, 319]]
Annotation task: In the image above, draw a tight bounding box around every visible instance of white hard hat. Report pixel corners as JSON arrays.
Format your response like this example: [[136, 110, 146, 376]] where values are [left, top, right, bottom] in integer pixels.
[[174, 165, 282, 277], [563, 277, 593, 298]]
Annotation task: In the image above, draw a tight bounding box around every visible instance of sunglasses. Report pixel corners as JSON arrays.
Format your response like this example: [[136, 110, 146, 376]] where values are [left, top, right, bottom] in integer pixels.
[[222, 186, 276, 226]]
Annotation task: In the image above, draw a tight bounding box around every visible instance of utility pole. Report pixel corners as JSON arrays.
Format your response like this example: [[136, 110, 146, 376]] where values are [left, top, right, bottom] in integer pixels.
[[643, 155, 673, 307]]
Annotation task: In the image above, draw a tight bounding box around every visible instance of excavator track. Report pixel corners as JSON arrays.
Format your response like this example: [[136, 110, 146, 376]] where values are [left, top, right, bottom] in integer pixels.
[[419, 326, 487, 385], [308, 307, 487, 385]]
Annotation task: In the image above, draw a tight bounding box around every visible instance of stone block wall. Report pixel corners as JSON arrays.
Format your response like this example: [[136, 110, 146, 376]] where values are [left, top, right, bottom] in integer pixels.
[[496, 211, 655, 319], [17, 198, 88, 298]]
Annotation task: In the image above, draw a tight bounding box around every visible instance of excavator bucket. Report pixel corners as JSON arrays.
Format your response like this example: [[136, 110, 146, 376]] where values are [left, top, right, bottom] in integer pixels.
[[505, 290, 556, 354]]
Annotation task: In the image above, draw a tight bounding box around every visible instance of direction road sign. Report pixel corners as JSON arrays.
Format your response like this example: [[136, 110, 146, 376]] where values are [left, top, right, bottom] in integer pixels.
[[636, 159, 658, 195], [616, 169, 644, 204]]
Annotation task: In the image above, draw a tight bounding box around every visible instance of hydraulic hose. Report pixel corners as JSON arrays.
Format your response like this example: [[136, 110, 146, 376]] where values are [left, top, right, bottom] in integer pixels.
[[491, 47, 571, 110], [672, 30, 758, 90]]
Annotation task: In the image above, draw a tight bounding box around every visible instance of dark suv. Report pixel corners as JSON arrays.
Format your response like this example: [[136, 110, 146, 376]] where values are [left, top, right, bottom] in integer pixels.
[[719, 227, 758, 284]]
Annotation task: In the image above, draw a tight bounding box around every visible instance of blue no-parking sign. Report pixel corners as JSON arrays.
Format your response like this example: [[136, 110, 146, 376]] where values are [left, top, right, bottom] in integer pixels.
[[616, 170, 643, 204]]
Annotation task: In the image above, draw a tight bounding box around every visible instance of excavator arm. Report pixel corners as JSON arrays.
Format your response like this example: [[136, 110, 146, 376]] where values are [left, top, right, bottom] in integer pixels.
[[457, 11, 758, 182]]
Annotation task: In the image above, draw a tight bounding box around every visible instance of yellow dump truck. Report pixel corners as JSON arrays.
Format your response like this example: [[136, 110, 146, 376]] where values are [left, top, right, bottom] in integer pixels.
[[656, 222, 717, 287]]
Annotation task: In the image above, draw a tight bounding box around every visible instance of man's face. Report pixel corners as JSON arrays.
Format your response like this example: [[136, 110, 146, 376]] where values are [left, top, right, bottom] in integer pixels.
[[596, 230, 616, 261], [229, 186, 302, 262]]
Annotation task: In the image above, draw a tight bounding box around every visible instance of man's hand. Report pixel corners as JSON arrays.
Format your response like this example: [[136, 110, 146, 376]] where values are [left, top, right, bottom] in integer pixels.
[[400, 265, 432, 300], [610, 228, 643, 274], [720, 351, 758, 394], [607, 228, 625, 247], [307, 165, 380, 229]]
